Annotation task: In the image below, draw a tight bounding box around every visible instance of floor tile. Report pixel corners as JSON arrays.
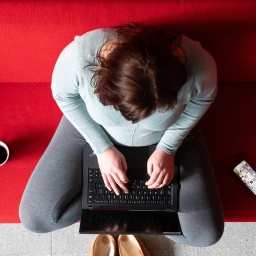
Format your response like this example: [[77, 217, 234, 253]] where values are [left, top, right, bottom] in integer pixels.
[[129, 234, 199, 256], [198, 246, 256, 256], [149, 248, 199, 256], [4, 255, 51, 256], [51, 223, 95, 254], [0, 224, 51, 255], [139, 234, 176, 249], [206, 222, 256, 248], [1, 222, 256, 256], [53, 254, 87, 256]]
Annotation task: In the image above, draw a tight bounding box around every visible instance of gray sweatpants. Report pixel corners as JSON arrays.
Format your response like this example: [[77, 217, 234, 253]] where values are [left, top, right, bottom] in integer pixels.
[[19, 116, 224, 247]]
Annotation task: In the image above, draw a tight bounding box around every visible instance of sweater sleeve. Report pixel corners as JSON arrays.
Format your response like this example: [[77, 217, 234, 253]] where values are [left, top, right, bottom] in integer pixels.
[[51, 42, 114, 155], [157, 53, 218, 155]]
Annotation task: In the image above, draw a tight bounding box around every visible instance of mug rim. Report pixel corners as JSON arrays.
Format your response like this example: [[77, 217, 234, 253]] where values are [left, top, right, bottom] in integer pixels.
[[0, 141, 9, 166]]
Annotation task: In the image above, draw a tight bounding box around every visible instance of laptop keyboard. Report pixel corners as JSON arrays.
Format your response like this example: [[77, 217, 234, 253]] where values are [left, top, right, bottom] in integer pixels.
[[88, 168, 172, 205]]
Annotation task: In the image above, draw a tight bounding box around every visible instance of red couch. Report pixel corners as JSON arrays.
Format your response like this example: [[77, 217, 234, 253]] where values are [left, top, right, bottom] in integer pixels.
[[1, 0, 256, 223]]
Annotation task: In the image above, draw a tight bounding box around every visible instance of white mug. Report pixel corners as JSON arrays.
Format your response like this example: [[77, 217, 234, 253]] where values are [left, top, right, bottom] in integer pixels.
[[0, 141, 9, 166]]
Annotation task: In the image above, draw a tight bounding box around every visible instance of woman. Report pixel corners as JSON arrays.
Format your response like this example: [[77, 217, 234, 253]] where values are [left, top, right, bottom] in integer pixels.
[[19, 23, 224, 247]]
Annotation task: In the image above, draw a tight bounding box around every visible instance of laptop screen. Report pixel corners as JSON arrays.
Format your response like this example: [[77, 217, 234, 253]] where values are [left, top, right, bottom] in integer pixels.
[[79, 209, 182, 235]]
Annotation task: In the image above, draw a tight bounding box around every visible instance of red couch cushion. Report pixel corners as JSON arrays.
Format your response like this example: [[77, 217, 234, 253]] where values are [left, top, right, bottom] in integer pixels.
[[201, 82, 256, 221], [0, 1, 256, 83], [0, 83, 61, 222], [1, 82, 256, 222], [1, 0, 256, 223]]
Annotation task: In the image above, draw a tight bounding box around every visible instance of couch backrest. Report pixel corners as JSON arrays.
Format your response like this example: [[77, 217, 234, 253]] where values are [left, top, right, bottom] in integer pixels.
[[0, 0, 255, 83]]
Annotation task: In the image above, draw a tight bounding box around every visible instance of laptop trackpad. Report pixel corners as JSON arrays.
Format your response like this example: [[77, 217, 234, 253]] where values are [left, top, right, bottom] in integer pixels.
[[79, 210, 182, 235]]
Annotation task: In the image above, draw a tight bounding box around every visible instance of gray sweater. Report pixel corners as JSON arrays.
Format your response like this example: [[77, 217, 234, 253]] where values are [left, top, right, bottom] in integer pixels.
[[51, 28, 217, 155]]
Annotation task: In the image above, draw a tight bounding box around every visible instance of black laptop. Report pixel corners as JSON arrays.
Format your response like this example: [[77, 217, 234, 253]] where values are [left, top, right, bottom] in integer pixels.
[[79, 144, 182, 235]]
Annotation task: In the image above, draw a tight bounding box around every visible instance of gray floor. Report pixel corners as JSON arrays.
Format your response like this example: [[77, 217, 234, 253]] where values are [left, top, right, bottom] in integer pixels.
[[0, 222, 256, 256]]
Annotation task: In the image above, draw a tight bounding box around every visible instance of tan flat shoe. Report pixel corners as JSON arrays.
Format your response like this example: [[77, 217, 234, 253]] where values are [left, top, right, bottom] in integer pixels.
[[89, 234, 117, 256], [118, 235, 151, 256]]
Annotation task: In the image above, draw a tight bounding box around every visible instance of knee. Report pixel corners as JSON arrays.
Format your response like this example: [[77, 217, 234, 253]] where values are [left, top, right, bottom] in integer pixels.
[[19, 191, 81, 234], [194, 221, 225, 247], [166, 220, 224, 247], [19, 196, 52, 234], [202, 221, 225, 247]]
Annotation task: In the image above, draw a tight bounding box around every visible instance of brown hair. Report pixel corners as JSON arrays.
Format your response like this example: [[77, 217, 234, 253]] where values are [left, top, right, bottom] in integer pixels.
[[93, 23, 188, 123]]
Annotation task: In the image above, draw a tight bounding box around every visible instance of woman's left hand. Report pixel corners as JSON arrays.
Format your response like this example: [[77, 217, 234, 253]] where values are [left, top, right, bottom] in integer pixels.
[[145, 148, 174, 189]]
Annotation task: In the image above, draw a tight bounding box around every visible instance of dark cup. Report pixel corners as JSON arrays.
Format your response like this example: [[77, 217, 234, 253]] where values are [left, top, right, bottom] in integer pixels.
[[0, 141, 9, 166]]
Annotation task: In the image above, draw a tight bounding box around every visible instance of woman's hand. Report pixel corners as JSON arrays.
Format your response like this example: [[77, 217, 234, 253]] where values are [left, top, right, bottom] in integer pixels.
[[145, 148, 174, 189], [97, 147, 129, 195]]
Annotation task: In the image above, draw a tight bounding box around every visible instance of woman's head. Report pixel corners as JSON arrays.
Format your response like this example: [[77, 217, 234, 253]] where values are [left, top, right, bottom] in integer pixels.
[[93, 23, 188, 123]]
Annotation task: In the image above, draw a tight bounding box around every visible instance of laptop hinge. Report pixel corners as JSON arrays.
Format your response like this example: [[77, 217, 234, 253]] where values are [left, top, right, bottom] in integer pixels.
[[88, 206, 173, 211]]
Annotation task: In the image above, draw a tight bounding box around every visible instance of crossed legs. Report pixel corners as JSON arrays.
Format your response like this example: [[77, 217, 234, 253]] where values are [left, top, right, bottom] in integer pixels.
[[19, 116, 224, 246]]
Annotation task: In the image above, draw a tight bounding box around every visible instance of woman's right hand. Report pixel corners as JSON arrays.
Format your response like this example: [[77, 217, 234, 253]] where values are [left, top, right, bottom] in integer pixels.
[[97, 147, 129, 195]]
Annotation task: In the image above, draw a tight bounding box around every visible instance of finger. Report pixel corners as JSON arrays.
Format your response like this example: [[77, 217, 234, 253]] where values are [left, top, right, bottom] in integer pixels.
[[155, 180, 166, 189], [107, 174, 120, 195], [148, 172, 165, 189], [154, 172, 171, 188], [145, 169, 161, 186], [155, 180, 166, 188], [120, 157, 129, 183], [112, 173, 129, 194], [102, 173, 112, 191], [163, 172, 173, 186], [117, 167, 129, 183], [147, 161, 153, 176]]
